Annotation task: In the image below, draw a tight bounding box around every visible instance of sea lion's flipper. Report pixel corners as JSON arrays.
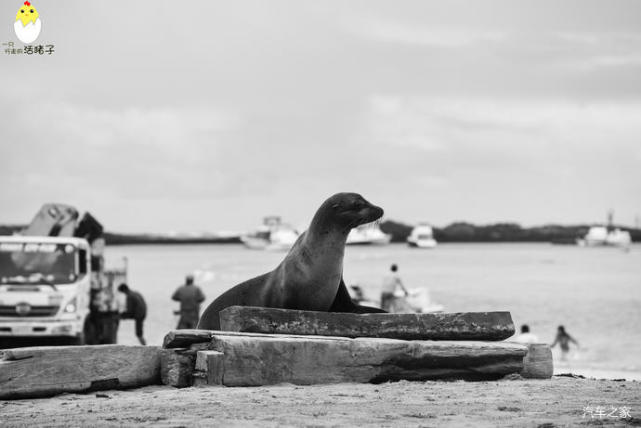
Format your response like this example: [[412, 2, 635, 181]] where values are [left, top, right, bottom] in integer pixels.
[[329, 278, 387, 313]]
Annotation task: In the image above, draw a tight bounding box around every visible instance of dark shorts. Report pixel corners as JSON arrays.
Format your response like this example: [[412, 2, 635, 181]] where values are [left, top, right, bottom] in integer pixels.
[[135, 318, 145, 338], [381, 292, 395, 312], [177, 313, 199, 330]]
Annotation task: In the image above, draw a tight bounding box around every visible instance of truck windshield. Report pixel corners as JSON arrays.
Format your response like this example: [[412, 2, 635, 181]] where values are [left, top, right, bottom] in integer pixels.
[[0, 242, 78, 285]]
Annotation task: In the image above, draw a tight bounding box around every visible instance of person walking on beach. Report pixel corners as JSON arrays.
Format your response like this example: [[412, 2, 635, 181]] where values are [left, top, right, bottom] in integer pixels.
[[117, 283, 147, 345], [513, 324, 539, 344], [551, 325, 579, 361], [172, 274, 206, 329], [380, 264, 410, 312]]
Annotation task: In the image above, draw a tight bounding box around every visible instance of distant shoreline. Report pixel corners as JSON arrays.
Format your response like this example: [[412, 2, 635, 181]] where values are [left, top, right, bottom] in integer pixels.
[[1, 221, 639, 245]]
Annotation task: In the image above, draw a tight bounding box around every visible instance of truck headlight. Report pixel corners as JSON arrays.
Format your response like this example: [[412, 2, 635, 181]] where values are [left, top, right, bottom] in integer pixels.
[[64, 297, 77, 313]]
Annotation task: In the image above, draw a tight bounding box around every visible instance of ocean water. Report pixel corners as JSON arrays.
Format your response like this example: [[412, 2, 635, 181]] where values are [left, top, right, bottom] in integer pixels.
[[105, 243, 641, 379]]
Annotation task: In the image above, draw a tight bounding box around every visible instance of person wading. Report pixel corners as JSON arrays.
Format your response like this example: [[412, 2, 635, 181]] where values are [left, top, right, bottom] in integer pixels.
[[172, 274, 206, 329], [380, 264, 411, 312]]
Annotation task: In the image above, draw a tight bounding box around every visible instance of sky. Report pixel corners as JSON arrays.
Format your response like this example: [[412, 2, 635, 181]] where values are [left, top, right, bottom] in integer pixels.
[[1, 0, 640, 233]]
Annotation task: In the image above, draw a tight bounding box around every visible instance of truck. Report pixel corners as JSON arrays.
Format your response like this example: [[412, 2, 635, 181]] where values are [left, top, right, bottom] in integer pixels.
[[0, 204, 125, 346]]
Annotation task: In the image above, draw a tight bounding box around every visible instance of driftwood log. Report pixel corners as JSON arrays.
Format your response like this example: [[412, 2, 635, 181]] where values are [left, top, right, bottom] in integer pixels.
[[0, 345, 161, 399], [217, 306, 515, 341], [520, 344, 554, 379], [163, 329, 216, 348], [160, 348, 199, 388], [193, 350, 225, 387], [165, 331, 528, 387]]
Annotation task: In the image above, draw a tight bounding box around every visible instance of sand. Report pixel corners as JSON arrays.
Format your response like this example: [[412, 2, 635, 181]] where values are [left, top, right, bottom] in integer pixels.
[[2, 377, 640, 427]]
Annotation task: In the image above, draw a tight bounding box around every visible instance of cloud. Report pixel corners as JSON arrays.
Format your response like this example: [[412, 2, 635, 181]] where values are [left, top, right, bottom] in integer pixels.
[[356, 94, 641, 195], [47, 103, 238, 149], [0, 98, 240, 202], [547, 32, 641, 71], [344, 16, 506, 48], [362, 95, 641, 149]]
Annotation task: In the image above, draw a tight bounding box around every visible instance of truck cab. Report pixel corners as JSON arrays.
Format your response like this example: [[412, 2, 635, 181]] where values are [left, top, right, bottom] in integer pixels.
[[0, 236, 91, 344]]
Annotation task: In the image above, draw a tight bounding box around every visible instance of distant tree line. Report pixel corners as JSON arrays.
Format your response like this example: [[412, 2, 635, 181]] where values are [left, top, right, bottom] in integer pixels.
[[0, 225, 240, 245], [102, 233, 241, 245], [380, 220, 641, 243]]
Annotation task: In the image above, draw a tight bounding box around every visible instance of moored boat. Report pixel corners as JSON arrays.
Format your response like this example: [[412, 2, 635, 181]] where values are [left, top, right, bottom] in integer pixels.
[[576, 226, 631, 248], [407, 223, 438, 248], [240, 216, 299, 251], [346, 224, 391, 245]]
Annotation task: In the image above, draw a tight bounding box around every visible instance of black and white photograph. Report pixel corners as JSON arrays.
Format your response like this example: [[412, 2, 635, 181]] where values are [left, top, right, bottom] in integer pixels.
[[1, 0, 640, 426]]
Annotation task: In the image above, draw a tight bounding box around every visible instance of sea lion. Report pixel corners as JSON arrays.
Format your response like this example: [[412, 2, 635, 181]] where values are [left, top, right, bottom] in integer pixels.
[[198, 192, 387, 330]]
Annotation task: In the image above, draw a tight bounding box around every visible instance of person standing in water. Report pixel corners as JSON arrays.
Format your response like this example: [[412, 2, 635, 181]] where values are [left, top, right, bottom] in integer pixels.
[[551, 325, 579, 361], [172, 274, 206, 329], [380, 264, 410, 312]]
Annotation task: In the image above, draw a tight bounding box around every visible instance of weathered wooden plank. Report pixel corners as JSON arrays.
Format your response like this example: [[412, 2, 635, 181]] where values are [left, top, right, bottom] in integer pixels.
[[163, 329, 216, 348], [193, 351, 224, 387], [0, 345, 161, 399], [197, 332, 527, 386], [160, 348, 196, 388], [218, 306, 515, 341], [162, 328, 360, 349], [520, 344, 553, 379]]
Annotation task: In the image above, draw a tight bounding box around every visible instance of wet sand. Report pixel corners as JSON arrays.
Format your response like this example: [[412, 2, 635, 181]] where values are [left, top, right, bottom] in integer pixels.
[[2, 377, 640, 427]]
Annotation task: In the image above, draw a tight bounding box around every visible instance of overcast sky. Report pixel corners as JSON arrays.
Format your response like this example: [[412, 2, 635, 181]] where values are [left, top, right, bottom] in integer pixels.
[[1, 0, 640, 233]]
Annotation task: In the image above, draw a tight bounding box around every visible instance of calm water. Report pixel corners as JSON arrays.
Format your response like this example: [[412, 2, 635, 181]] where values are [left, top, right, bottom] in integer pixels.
[[106, 243, 641, 378]]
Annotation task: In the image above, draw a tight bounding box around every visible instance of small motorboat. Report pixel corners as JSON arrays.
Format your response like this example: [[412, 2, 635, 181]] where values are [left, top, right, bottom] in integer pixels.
[[407, 223, 438, 249], [348, 285, 444, 314], [576, 226, 631, 248], [346, 224, 391, 245], [240, 216, 299, 251]]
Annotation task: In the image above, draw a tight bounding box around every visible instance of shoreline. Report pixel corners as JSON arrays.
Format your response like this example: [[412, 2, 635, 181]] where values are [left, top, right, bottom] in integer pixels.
[[554, 367, 641, 382]]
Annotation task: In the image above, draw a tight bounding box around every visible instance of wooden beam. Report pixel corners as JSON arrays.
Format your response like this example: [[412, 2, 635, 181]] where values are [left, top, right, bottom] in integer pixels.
[[195, 332, 527, 386], [163, 329, 216, 349], [218, 306, 515, 341], [520, 344, 553, 379], [0, 345, 161, 400], [193, 351, 224, 387], [160, 348, 197, 388]]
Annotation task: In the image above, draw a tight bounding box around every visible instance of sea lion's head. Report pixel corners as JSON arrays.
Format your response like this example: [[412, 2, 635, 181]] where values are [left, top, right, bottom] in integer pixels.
[[318, 192, 384, 231]]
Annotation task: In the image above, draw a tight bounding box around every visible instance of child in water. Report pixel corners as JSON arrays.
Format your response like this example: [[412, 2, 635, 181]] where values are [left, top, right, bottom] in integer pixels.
[[551, 325, 579, 361]]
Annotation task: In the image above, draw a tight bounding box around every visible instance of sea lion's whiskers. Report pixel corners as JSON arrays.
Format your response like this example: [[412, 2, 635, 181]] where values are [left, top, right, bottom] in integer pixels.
[[360, 218, 382, 229]]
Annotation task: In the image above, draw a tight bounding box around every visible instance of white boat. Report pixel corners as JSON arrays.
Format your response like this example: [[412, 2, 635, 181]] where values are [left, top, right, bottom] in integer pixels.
[[406, 288, 445, 314], [346, 224, 391, 245], [240, 216, 299, 251], [348, 285, 444, 314], [407, 223, 438, 248], [577, 226, 631, 248]]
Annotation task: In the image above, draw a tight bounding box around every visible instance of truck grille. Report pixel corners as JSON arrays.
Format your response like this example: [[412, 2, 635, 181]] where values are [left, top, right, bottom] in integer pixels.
[[0, 305, 59, 317]]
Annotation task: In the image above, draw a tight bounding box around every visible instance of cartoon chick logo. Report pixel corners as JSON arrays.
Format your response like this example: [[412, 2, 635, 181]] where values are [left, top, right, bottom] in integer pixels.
[[14, 1, 41, 44]]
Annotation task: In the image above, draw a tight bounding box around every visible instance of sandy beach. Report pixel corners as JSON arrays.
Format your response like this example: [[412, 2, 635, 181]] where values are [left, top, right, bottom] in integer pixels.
[[2, 377, 640, 427]]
